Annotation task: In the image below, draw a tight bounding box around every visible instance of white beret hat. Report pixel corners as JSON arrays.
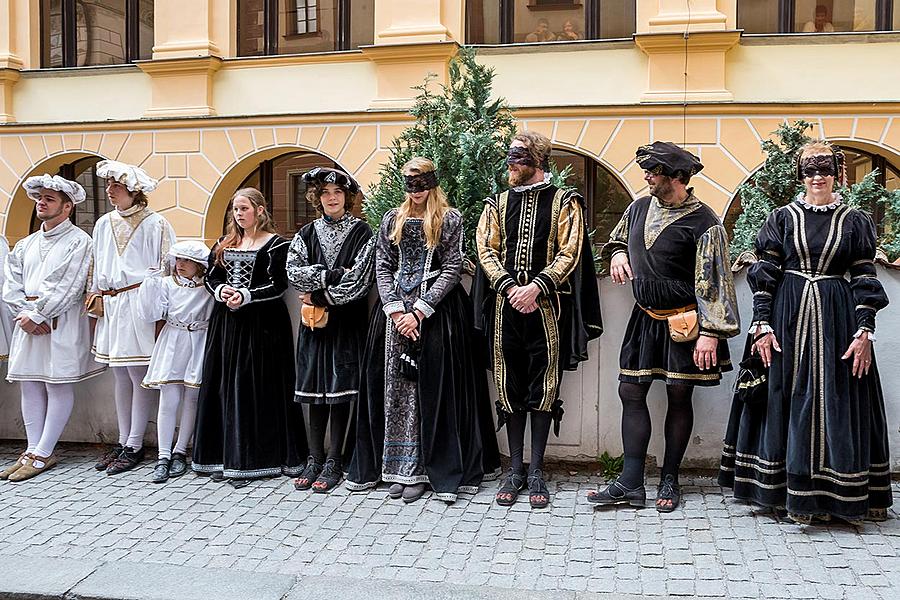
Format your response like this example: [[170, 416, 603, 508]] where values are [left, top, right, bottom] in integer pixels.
[[95, 159, 159, 194], [23, 174, 87, 204]]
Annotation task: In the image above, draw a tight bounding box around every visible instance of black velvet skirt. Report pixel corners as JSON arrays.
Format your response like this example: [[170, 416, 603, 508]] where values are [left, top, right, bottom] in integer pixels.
[[619, 304, 732, 387], [347, 285, 501, 501], [192, 298, 307, 479]]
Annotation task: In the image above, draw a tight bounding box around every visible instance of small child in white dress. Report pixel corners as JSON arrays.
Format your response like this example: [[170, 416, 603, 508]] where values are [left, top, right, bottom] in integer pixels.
[[137, 240, 213, 483]]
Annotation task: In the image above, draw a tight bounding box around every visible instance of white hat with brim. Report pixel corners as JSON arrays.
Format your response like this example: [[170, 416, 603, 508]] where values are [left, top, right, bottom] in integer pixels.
[[95, 159, 159, 194], [167, 240, 210, 267], [23, 174, 87, 205]]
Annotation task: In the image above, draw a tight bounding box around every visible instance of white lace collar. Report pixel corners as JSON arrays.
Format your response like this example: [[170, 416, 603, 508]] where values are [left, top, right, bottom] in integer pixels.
[[795, 193, 843, 212], [512, 173, 552, 193]]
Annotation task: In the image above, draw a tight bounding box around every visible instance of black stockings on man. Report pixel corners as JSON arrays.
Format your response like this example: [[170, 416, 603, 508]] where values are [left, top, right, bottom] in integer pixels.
[[307, 403, 351, 463], [506, 410, 554, 474], [618, 382, 695, 488]]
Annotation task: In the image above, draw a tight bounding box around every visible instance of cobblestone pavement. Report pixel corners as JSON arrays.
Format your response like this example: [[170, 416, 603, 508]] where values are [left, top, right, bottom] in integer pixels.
[[1, 443, 899, 599]]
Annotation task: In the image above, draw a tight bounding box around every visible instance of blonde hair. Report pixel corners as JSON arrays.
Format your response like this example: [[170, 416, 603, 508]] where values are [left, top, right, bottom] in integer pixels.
[[390, 157, 449, 249], [214, 187, 278, 265]]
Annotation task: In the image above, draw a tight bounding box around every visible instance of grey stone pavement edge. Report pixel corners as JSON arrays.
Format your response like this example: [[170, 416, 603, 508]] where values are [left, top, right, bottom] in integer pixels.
[[0, 443, 898, 600]]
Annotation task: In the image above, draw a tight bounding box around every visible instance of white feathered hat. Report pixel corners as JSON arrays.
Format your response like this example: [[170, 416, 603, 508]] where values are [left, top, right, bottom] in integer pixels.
[[23, 174, 87, 204], [167, 240, 210, 267], [95, 159, 159, 194]]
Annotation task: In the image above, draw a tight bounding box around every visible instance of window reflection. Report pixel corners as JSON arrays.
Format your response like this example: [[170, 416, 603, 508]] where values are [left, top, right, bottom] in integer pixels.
[[514, 0, 584, 43], [794, 0, 877, 32], [77, 0, 127, 66], [737, 0, 781, 34]]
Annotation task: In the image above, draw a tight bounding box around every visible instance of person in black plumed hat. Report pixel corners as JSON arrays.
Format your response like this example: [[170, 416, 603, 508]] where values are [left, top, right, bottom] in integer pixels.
[[588, 141, 740, 513], [286, 166, 376, 493]]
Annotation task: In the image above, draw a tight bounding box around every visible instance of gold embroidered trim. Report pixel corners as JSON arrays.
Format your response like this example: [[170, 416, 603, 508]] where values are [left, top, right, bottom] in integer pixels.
[[643, 199, 702, 250], [619, 367, 724, 381], [109, 207, 153, 256], [538, 295, 560, 412]]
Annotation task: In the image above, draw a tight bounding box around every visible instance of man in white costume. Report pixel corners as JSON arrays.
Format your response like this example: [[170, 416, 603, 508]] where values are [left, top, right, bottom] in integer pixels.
[[91, 160, 176, 475], [0, 175, 103, 482]]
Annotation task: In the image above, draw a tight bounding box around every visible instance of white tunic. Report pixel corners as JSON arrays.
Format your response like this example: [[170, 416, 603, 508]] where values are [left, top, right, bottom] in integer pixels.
[[137, 274, 213, 388], [0, 236, 15, 360], [91, 204, 176, 367], [3, 220, 105, 383]]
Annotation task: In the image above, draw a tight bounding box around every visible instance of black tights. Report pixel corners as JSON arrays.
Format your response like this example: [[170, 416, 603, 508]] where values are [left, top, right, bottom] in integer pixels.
[[617, 382, 694, 488], [307, 403, 351, 464], [506, 410, 553, 475]]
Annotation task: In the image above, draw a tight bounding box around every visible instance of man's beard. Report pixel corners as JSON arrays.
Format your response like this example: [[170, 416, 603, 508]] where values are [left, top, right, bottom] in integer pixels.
[[650, 177, 675, 202], [508, 165, 536, 187], [36, 207, 65, 222]]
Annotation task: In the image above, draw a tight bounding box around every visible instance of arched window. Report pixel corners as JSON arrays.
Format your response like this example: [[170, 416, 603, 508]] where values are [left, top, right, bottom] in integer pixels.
[[29, 157, 112, 236], [723, 145, 900, 237], [550, 148, 632, 242], [230, 152, 361, 238]]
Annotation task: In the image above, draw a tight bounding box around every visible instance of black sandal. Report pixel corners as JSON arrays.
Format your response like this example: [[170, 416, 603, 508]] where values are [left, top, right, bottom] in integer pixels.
[[294, 457, 323, 491], [311, 459, 342, 493], [656, 474, 681, 513], [495, 468, 526, 506], [528, 469, 550, 509], [587, 478, 647, 507]]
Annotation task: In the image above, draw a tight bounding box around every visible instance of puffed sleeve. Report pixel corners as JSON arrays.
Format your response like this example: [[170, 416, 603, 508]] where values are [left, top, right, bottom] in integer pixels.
[[286, 232, 328, 292], [476, 196, 514, 295], [533, 192, 584, 297], [204, 240, 229, 303], [23, 233, 93, 324], [748, 210, 785, 330], [414, 209, 463, 318], [848, 211, 888, 333], [136, 273, 168, 323], [2, 240, 28, 317], [234, 237, 290, 306], [376, 210, 403, 316], [695, 224, 741, 339], [310, 226, 375, 307], [600, 202, 632, 263], [157, 216, 176, 273]]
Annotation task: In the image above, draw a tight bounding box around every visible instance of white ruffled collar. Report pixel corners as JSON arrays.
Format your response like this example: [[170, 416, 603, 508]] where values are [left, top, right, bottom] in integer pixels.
[[41, 218, 74, 239], [116, 203, 145, 217], [795, 193, 843, 212], [512, 173, 552, 193]]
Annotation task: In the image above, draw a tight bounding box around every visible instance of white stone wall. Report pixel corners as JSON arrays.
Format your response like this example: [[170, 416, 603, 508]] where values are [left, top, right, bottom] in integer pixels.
[[2, 269, 898, 472]]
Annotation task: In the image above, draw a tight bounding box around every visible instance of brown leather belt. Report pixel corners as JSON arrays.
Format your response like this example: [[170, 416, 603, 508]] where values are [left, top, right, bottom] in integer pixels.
[[100, 282, 142, 297], [24, 296, 58, 330], [640, 303, 697, 320]]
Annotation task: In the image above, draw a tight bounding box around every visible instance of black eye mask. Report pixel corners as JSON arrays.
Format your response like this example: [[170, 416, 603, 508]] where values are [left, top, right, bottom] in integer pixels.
[[507, 146, 536, 168], [799, 154, 836, 179], [404, 171, 439, 193]]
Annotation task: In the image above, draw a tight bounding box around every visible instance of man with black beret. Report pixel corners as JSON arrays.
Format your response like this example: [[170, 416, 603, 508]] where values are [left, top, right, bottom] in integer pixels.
[[588, 141, 739, 513]]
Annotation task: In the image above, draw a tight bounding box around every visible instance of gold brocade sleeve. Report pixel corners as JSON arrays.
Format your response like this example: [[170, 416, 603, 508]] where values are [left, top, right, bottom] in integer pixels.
[[476, 197, 515, 294], [695, 224, 741, 339], [533, 194, 584, 296], [600, 202, 631, 264]]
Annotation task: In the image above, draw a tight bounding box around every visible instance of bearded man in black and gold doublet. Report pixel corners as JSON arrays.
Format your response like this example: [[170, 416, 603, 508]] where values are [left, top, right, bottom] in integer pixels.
[[475, 131, 601, 509], [589, 141, 739, 513]]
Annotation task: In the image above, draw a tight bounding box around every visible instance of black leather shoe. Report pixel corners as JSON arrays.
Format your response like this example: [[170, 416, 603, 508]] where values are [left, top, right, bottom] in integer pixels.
[[94, 445, 123, 471], [210, 471, 226, 482], [151, 458, 171, 483], [228, 478, 250, 489], [106, 446, 145, 476], [169, 453, 188, 478], [587, 478, 647, 507]]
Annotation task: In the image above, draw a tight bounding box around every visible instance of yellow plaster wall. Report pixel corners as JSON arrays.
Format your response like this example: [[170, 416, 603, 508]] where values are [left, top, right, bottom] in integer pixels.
[[477, 47, 647, 108], [213, 62, 378, 117], [727, 41, 900, 103], [12, 69, 151, 124]]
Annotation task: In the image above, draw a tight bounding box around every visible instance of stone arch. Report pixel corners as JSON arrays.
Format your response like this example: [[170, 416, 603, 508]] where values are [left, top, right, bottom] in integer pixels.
[[5, 150, 110, 244], [550, 139, 635, 198], [203, 144, 352, 244]]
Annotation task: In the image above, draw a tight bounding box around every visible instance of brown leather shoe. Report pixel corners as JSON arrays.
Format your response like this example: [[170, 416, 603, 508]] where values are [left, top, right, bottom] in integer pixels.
[[0, 453, 30, 480], [9, 454, 58, 482]]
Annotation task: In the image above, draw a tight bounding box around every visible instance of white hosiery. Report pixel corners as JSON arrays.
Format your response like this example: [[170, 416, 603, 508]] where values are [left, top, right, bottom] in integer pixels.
[[123, 365, 155, 450], [112, 367, 134, 446], [173, 386, 199, 457], [20, 381, 48, 455], [33, 384, 75, 459], [20, 382, 75, 462], [157, 385, 180, 460]]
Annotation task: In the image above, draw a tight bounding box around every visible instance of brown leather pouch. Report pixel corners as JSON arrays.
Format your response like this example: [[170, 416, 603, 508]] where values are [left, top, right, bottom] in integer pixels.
[[667, 309, 699, 343], [300, 303, 328, 329], [84, 293, 104, 318]]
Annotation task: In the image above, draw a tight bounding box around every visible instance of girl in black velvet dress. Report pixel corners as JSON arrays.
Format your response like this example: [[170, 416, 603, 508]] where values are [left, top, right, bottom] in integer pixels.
[[192, 188, 307, 487], [287, 168, 375, 493], [719, 142, 892, 524]]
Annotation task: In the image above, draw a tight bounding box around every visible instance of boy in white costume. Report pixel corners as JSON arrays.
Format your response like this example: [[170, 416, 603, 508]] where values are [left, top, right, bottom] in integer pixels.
[[91, 160, 176, 475], [137, 240, 213, 483], [0, 175, 104, 482]]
